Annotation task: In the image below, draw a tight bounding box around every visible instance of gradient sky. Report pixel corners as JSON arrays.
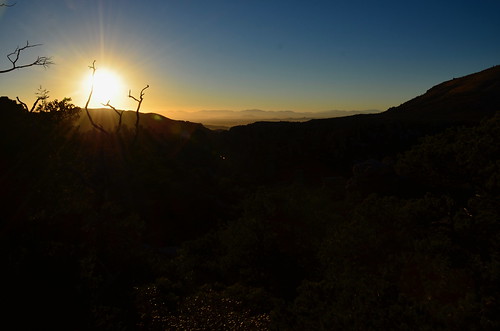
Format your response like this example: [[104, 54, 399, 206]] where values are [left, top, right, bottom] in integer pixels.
[[1, 0, 499, 117]]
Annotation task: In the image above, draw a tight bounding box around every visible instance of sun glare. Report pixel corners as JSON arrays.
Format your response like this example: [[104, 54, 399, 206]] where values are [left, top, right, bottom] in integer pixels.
[[83, 68, 124, 107]]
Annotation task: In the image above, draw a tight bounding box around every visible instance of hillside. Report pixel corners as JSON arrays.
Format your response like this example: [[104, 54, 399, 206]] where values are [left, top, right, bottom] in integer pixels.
[[167, 109, 380, 129], [0, 65, 499, 330], [383, 65, 500, 121], [218, 65, 500, 182], [77, 108, 210, 139]]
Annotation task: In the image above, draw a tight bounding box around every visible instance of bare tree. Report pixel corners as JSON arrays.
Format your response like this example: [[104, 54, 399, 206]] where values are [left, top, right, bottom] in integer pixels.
[[16, 86, 49, 112], [84, 61, 108, 134], [1, 3, 53, 74], [128, 84, 149, 140], [16, 85, 49, 112], [103, 100, 124, 132], [0, 41, 53, 74], [15, 96, 28, 111]]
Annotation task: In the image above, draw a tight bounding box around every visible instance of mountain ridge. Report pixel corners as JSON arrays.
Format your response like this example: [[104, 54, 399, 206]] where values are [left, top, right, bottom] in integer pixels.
[[76, 65, 499, 132], [383, 65, 500, 121], [165, 108, 380, 128], [219, 65, 500, 181], [1, 65, 499, 329]]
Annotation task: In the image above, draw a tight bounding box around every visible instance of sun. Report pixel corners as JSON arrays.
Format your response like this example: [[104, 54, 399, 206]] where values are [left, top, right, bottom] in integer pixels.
[[83, 68, 124, 107]]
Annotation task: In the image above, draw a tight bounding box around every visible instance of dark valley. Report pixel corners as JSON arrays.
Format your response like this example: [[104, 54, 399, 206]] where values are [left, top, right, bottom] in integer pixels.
[[1, 65, 499, 330]]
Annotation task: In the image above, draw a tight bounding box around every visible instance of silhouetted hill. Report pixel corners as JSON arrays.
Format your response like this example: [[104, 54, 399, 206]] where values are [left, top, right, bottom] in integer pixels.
[[383, 65, 500, 121], [167, 108, 380, 128], [1, 66, 500, 330], [77, 108, 210, 139], [219, 66, 500, 183]]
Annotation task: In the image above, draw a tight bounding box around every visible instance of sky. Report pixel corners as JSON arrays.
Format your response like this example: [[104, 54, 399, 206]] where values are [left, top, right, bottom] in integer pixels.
[[1, 0, 499, 117]]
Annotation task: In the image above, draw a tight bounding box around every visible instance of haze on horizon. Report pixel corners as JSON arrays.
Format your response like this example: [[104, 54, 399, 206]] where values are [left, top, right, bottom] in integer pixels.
[[1, 0, 499, 119]]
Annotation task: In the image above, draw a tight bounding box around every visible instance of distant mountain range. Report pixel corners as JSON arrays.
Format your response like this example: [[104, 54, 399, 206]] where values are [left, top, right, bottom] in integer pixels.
[[85, 65, 500, 131], [77, 65, 499, 138], [2, 65, 499, 330], [165, 109, 380, 129], [79, 108, 380, 132], [217, 65, 500, 180]]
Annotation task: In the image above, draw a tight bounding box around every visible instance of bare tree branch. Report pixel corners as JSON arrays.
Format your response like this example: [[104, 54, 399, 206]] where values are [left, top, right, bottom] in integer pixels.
[[0, 41, 54, 74], [84, 60, 108, 134], [103, 100, 124, 132], [128, 84, 149, 141], [16, 86, 50, 112], [30, 96, 43, 112], [17, 95, 43, 112], [16, 96, 28, 111], [0, 3, 16, 7]]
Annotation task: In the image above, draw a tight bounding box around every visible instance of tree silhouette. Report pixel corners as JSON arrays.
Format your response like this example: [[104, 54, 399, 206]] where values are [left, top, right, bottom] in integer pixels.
[[128, 84, 149, 140], [103, 100, 124, 132], [1, 3, 53, 74], [16, 86, 49, 112], [0, 41, 53, 74], [84, 60, 108, 134]]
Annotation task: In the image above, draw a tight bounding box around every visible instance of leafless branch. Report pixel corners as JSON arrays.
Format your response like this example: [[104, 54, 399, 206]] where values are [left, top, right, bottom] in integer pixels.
[[84, 60, 108, 134], [0, 3, 16, 7], [16, 86, 50, 112], [128, 84, 149, 141], [0, 41, 54, 74], [84, 60, 96, 110], [103, 100, 118, 114], [16, 96, 28, 111], [103, 100, 124, 132], [30, 96, 44, 112], [17, 95, 44, 112]]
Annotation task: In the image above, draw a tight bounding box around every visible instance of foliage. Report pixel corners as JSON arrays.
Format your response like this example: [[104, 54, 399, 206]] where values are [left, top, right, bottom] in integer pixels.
[[1, 95, 499, 329], [396, 113, 500, 198]]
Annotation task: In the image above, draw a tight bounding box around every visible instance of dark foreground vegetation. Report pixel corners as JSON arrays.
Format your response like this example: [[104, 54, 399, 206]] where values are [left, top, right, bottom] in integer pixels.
[[1, 66, 499, 330]]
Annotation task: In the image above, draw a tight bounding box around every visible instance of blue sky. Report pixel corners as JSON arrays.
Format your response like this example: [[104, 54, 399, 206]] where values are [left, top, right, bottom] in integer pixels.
[[1, 0, 499, 116]]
